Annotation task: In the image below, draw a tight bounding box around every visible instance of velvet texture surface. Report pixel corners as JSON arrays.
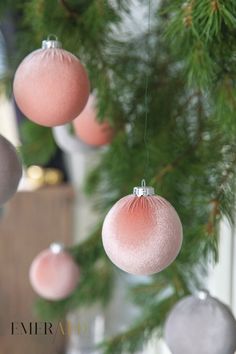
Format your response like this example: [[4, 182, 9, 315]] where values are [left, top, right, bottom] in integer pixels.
[[0, 135, 22, 205], [164, 294, 236, 354], [13, 48, 90, 127], [73, 95, 114, 146], [29, 248, 80, 300], [102, 195, 183, 275]]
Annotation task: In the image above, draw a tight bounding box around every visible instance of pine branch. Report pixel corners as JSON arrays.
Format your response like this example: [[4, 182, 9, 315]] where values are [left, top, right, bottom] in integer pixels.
[[206, 151, 236, 235], [215, 152, 236, 201], [153, 134, 202, 183], [151, 90, 205, 183], [59, 0, 79, 18], [101, 298, 174, 354]]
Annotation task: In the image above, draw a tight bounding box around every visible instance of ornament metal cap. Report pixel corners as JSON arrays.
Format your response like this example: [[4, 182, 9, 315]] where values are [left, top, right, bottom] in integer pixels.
[[133, 179, 155, 197], [196, 289, 210, 300], [50, 242, 64, 254], [42, 35, 62, 49]]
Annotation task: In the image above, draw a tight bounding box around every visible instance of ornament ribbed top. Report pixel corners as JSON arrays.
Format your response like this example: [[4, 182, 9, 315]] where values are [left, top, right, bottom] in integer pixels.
[[42, 35, 62, 49], [133, 179, 155, 197]]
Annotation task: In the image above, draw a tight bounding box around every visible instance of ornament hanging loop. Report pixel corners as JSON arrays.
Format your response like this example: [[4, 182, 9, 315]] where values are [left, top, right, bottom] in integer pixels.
[[47, 34, 58, 41], [42, 34, 62, 49]]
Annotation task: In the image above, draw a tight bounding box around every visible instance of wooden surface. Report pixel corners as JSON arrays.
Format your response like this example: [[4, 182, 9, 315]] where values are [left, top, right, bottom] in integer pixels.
[[0, 185, 74, 354]]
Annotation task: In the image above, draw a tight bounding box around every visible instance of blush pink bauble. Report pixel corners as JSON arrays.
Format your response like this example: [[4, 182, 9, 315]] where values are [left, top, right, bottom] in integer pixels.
[[102, 182, 183, 275], [13, 38, 90, 127], [73, 95, 114, 146], [29, 244, 80, 300]]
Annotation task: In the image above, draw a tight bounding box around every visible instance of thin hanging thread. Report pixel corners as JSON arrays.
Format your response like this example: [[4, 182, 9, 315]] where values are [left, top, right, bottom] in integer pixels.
[[143, 0, 152, 179]]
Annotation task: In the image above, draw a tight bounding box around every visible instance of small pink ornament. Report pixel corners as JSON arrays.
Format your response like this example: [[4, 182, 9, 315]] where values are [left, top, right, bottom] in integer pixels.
[[29, 243, 80, 300], [13, 37, 90, 127], [102, 180, 183, 275], [73, 95, 114, 146]]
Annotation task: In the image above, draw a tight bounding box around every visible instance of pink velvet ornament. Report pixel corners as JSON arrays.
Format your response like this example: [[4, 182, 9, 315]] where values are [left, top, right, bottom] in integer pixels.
[[73, 95, 114, 146], [102, 181, 183, 275], [13, 37, 90, 127], [29, 243, 80, 300]]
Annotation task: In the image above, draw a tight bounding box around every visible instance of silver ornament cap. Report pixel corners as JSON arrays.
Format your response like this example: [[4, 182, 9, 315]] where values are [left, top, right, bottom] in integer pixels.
[[50, 242, 64, 254], [133, 179, 155, 197], [196, 289, 210, 300], [42, 35, 62, 49]]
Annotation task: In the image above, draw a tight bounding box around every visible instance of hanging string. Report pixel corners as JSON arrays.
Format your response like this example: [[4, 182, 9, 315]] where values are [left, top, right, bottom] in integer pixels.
[[143, 0, 152, 179]]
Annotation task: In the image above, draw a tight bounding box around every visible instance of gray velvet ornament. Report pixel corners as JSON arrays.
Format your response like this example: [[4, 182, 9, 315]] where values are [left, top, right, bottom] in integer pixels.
[[0, 135, 22, 205], [164, 290, 236, 354]]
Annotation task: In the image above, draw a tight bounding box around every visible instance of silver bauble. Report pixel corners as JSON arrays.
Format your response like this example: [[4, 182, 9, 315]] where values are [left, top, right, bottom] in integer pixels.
[[0, 135, 22, 205], [164, 291, 236, 354]]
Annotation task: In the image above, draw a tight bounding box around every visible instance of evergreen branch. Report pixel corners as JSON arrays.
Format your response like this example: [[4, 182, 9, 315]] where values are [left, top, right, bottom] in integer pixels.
[[211, 0, 219, 13], [215, 152, 236, 201], [205, 199, 220, 236], [59, 0, 79, 18], [153, 91, 204, 183], [153, 135, 202, 183], [101, 295, 181, 354], [224, 77, 236, 111], [206, 152, 236, 234], [101, 322, 152, 354]]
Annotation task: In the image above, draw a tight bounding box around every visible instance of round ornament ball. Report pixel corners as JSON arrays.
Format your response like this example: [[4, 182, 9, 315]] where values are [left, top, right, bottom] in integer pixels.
[[102, 180, 183, 275], [164, 290, 236, 354], [13, 37, 90, 127], [29, 243, 80, 300], [0, 135, 22, 205], [73, 95, 114, 147]]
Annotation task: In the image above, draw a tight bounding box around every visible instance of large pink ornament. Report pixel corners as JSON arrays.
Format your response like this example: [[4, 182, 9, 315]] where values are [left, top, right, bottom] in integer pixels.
[[102, 181, 183, 275], [13, 37, 90, 127], [29, 243, 80, 300], [73, 95, 114, 146]]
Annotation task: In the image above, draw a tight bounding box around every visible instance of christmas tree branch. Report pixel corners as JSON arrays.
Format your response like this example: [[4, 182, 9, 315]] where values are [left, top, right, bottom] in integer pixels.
[[101, 298, 174, 354], [206, 151, 236, 235], [216, 153, 236, 201], [153, 135, 202, 183], [102, 322, 152, 354], [59, 0, 79, 18]]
